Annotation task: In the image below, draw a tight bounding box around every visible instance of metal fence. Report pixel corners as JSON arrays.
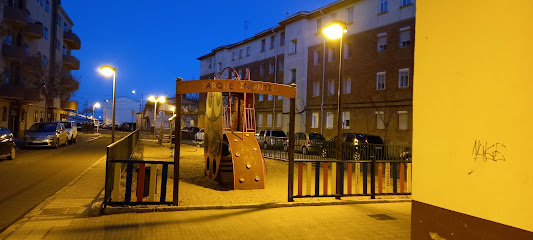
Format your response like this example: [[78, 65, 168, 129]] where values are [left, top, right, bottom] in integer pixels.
[[103, 129, 139, 206], [258, 137, 412, 199]]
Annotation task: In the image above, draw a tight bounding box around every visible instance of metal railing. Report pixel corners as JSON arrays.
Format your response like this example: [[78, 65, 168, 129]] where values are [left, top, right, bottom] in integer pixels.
[[103, 129, 139, 206]]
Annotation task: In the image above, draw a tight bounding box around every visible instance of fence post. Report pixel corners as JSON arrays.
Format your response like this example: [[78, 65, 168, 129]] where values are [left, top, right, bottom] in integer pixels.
[[288, 94, 295, 202], [371, 156, 376, 199]]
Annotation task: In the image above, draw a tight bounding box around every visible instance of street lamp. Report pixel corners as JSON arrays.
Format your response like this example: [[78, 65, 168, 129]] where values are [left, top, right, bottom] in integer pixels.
[[92, 102, 101, 119], [323, 20, 347, 197], [148, 96, 166, 134], [132, 90, 143, 112], [99, 65, 117, 143]]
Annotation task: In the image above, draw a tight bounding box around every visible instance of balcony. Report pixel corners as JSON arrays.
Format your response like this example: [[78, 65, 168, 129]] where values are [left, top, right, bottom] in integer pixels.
[[3, 6, 28, 26], [25, 22, 44, 39], [63, 32, 81, 50], [61, 100, 78, 111], [23, 54, 42, 70], [63, 54, 80, 70], [0, 84, 41, 102], [2, 44, 25, 61]]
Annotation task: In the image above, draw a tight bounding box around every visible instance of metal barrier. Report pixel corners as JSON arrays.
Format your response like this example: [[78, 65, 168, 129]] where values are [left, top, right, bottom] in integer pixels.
[[103, 129, 139, 206], [105, 160, 174, 206]]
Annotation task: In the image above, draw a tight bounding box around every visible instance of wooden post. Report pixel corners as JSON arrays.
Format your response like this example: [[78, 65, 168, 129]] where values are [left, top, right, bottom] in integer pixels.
[[173, 78, 182, 206], [288, 83, 296, 202]]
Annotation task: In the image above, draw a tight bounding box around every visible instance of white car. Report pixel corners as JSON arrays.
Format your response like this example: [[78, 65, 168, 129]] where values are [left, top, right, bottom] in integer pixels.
[[194, 128, 204, 147], [56, 121, 78, 143]]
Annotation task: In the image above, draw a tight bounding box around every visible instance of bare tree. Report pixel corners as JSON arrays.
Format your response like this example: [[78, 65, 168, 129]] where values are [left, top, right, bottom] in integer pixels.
[[370, 88, 397, 144]]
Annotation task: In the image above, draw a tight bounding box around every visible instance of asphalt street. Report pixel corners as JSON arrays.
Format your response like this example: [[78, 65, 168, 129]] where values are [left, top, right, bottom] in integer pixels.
[[0, 130, 127, 233]]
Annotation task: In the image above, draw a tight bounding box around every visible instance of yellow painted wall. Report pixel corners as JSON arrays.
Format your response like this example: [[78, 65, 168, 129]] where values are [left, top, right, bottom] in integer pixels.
[[413, 0, 533, 232]]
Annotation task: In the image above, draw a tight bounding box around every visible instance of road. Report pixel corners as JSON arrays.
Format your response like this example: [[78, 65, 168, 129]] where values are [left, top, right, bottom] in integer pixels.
[[0, 130, 128, 233]]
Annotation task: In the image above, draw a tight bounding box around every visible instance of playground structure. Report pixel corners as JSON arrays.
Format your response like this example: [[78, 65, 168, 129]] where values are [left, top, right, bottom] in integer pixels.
[[175, 67, 297, 192]]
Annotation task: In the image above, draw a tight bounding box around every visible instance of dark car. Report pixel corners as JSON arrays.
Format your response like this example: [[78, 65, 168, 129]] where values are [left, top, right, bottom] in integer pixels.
[[181, 127, 200, 140], [0, 127, 15, 160], [323, 133, 384, 160], [284, 132, 326, 155], [256, 130, 287, 149]]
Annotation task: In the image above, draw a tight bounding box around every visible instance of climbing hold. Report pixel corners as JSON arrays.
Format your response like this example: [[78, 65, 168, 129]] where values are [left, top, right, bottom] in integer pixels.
[[246, 163, 251, 169], [239, 178, 245, 183], [252, 148, 257, 151], [233, 139, 238, 142], [235, 152, 241, 157], [255, 176, 260, 181], [245, 133, 249, 137]]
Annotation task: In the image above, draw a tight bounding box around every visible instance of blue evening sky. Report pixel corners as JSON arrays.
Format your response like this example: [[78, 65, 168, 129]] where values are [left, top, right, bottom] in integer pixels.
[[61, 0, 336, 116]]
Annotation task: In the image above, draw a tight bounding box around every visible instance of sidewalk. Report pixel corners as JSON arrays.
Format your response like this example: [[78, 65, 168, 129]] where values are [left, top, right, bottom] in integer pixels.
[[0, 141, 412, 239]]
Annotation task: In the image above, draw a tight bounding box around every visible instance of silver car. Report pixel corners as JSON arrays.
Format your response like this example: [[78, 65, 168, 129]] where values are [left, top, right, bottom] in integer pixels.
[[24, 122, 69, 148], [55, 121, 77, 143]]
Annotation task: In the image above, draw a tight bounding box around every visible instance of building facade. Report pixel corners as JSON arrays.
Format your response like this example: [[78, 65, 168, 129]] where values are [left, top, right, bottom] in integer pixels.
[[198, 0, 414, 145], [1, 0, 80, 136]]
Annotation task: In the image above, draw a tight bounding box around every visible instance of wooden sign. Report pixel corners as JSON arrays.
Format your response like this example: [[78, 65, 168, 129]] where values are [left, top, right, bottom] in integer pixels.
[[176, 79, 296, 99]]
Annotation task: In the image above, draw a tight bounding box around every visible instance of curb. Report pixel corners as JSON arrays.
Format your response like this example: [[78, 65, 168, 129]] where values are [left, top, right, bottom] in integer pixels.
[[95, 198, 411, 216]]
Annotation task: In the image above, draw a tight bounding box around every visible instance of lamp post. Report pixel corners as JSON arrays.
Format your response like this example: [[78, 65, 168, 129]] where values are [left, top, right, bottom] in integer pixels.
[[132, 90, 143, 112], [99, 66, 117, 143], [323, 20, 347, 198], [148, 95, 166, 134], [93, 102, 101, 132]]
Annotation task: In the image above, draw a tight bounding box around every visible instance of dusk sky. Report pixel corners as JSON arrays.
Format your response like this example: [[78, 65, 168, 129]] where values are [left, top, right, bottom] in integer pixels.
[[61, 0, 337, 117]]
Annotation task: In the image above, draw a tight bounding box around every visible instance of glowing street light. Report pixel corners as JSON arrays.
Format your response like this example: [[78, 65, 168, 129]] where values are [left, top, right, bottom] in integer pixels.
[[99, 65, 117, 143], [92, 102, 101, 119], [323, 20, 347, 197], [148, 96, 166, 133]]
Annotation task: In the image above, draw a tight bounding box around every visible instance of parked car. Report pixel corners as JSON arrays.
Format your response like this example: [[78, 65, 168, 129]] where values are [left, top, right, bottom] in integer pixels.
[[181, 127, 200, 140], [24, 122, 68, 148], [323, 133, 384, 160], [0, 127, 15, 160], [284, 132, 326, 155], [55, 121, 77, 143], [194, 128, 204, 146], [256, 130, 287, 149]]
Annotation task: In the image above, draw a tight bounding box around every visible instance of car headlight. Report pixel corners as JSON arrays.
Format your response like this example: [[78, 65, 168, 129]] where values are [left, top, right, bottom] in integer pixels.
[[47, 135, 55, 139]]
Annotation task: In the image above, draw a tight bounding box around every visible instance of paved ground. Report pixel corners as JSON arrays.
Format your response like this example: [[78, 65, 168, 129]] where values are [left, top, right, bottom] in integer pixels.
[[0, 134, 412, 239]]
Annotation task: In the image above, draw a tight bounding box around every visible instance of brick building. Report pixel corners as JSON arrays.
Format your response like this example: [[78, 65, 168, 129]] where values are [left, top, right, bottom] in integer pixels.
[[1, 0, 80, 136], [198, 0, 414, 145]]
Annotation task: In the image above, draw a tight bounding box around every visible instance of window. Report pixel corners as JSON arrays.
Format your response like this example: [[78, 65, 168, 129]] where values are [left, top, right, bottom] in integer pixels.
[[40, 0, 43, 6], [63, 46, 66, 55], [327, 79, 335, 95], [2, 107, 7, 121], [260, 64, 265, 76], [40, 111, 44, 122], [232, 51, 235, 61], [218, 63, 222, 72], [347, 7, 354, 23], [259, 94, 264, 101], [326, 112, 334, 129], [313, 81, 320, 96], [328, 47, 335, 62], [400, 29, 411, 47], [344, 43, 352, 58], [268, 62, 274, 74], [398, 111, 408, 130], [43, 55, 47, 67], [280, 32, 285, 46], [379, 0, 388, 13], [64, 23, 67, 32], [268, 95, 273, 101], [4, 35, 12, 45], [58, 16, 61, 26], [25, 43, 29, 56], [238, 69, 243, 79], [290, 69, 296, 83], [261, 39, 266, 51], [399, 68, 409, 88], [270, 35, 275, 49], [208, 58, 212, 69], [276, 113, 282, 127], [331, 12, 337, 21], [45, 0, 49, 12], [2, 68, 8, 84], [279, 59, 284, 72], [290, 39, 297, 54], [342, 111, 350, 129], [343, 77, 351, 94], [314, 50, 320, 65], [239, 48, 243, 58], [56, 40, 60, 50], [34, 110, 38, 122], [246, 46, 250, 56], [258, 114, 263, 126], [376, 111, 385, 129], [377, 35, 387, 51], [267, 114, 272, 127], [277, 95, 282, 100], [44, 28, 48, 39], [316, 18, 322, 34], [377, 72, 386, 90], [312, 112, 319, 128], [401, 0, 412, 6]]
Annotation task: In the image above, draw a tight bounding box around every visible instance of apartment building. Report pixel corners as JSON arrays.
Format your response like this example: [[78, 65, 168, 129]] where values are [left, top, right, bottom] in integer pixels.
[[1, 0, 80, 136], [198, 0, 415, 145]]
